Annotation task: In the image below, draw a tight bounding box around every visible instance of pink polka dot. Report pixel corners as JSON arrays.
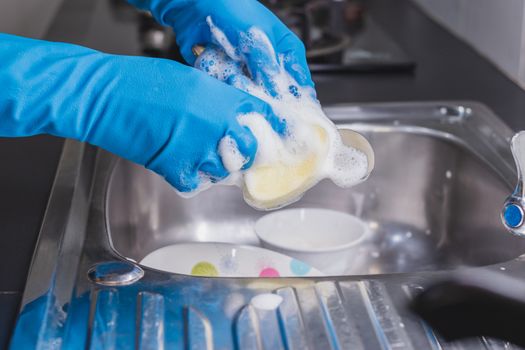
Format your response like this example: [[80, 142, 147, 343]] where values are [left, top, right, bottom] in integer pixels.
[[259, 267, 280, 277]]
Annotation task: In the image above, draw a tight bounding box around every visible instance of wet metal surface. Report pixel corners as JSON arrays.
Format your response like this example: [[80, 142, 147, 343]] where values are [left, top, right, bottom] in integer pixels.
[[10, 102, 525, 349]]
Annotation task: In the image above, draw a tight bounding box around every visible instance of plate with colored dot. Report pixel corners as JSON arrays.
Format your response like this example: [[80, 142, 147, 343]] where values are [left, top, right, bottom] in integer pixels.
[[140, 242, 324, 277]]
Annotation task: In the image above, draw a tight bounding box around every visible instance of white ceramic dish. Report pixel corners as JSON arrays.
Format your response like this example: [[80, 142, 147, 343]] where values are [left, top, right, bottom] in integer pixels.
[[140, 242, 324, 277], [255, 208, 368, 275]]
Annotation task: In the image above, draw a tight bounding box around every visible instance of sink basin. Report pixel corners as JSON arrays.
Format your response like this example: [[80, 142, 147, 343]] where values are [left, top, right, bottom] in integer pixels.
[[13, 102, 524, 350], [107, 116, 525, 276]]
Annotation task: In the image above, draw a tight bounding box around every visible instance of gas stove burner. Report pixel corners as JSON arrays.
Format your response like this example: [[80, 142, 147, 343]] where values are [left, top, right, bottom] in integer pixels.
[[262, 0, 415, 72], [306, 35, 351, 59], [269, 0, 362, 61], [134, 0, 415, 73]]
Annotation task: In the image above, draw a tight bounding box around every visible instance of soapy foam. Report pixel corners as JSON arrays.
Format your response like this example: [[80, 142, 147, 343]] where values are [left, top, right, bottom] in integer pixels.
[[206, 17, 240, 61], [196, 20, 368, 209], [194, 47, 243, 81], [218, 135, 246, 173]]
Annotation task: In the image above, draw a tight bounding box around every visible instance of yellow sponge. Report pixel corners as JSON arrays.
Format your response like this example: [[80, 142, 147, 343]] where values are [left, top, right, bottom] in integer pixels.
[[243, 126, 328, 210]]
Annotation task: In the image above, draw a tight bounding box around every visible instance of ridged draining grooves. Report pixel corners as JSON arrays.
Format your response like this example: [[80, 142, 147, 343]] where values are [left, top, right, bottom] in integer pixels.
[[314, 281, 365, 350], [479, 337, 519, 350], [358, 280, 414, 349], [424, 336, 516, 350], [402, 284, 518, 350], [276, 287, 309, 350], [184, 306, 213, 350], [234, 304, 263, 349], [232, 280, 412, 350], [137, 292, 165, 350], [84, 281, 518, 350], [88, 288, 119, 349]]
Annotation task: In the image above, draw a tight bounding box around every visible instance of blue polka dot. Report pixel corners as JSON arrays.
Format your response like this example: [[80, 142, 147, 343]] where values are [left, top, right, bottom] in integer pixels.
[[290, 259, 311, 276], [504, 204, 524, 228]]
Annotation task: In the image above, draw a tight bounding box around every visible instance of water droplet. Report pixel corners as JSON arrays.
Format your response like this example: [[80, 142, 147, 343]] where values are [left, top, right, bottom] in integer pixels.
[[251, 293, 283, 310], [369, 221, 379, 230], [445, 170, 453, 179], [500, 267, 506, 271]]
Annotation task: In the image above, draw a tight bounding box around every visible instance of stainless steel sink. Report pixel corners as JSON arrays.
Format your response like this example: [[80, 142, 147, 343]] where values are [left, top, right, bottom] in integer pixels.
[[108, 124, 524, 275], [11, 102, 525, 349]]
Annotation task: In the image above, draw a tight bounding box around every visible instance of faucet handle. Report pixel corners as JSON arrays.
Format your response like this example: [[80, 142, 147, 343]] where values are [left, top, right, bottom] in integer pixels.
[[512, 131, 525, 195], [502, 131, 525, 235]]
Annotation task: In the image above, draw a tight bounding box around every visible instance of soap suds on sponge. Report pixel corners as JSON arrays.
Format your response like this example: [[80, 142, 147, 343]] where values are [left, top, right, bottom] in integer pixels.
[[194, 17, 368, 210]]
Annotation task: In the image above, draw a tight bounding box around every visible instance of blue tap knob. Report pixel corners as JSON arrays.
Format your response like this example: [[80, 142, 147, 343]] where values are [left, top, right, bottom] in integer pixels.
[[503, 203, 524, 228], [502, 131, 525, 235]]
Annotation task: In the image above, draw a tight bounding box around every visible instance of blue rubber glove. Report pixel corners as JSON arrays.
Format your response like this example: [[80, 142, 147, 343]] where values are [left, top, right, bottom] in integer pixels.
[[0, 33, 284, 192], [128, 0, 314, 94]]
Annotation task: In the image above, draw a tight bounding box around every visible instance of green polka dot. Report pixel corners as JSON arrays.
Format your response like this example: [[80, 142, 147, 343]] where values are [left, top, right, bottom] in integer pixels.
[[191, 261, 219, 277]]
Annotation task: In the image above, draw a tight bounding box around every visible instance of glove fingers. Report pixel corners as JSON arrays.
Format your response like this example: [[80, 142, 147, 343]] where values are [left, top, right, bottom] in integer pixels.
[[226, 125, 258, 170], [177, 24, 212, 66], [205, 19, 279, 96], [276, 32, 315, 90], [197, 51, 288, 139], [226, 74, 254, 94], [199, 153, 229, 182], [180, 44, 197, 67], [194, 44, 244, 83], [263, 108, 287, 136], [238, 29, 281, 97], [152, 142, 232, 192], [164, 162, 201, 193], [238, 99, 287, 136], [206, 16, 242, 62], [283, 53, 315, 96], [202, 20, 314, 98]]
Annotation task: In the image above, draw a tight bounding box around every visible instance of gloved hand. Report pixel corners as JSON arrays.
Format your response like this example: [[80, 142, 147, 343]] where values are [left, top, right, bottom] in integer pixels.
[[128, 0, 314, 95], [0, 33, 284, 192]]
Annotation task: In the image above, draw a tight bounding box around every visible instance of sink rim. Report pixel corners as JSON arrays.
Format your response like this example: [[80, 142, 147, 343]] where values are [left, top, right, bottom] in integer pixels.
[[104, 102, 520, 279]]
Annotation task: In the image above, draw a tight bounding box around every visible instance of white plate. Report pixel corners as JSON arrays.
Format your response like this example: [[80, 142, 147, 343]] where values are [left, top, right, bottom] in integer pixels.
[[140, 242, 324, 277]]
